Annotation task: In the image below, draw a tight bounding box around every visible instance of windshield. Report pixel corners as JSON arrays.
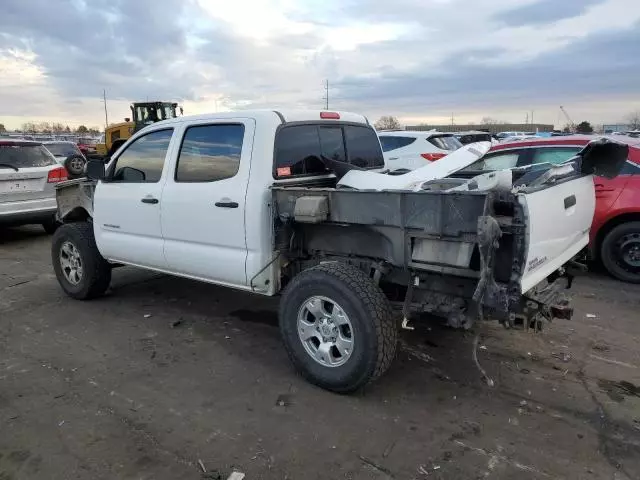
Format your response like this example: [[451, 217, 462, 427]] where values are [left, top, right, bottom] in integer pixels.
[[134, 105, 175, 124], [45, 143, 79, 157], [0, 144, 58, 168]]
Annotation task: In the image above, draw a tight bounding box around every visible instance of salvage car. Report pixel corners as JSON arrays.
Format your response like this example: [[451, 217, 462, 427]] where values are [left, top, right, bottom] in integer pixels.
[[458, 136, 640, 283], [378, 130, 462, 172], [51, 111, 626, 393], [1, 140, 68, 233]]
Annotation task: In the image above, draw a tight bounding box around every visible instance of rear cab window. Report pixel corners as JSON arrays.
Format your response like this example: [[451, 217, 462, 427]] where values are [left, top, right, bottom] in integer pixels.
[[274, 123, 384, 178], [0, 143, 57, 169]]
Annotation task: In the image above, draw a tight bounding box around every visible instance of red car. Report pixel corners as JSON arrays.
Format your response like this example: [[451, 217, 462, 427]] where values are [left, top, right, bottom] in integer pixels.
[[463, 135, 640, 283], [76, 137, 97, 158]]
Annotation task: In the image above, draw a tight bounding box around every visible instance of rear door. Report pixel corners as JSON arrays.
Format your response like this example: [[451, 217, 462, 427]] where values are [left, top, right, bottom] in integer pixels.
[[93, 128, 174, 269], [161, 119, 254, 286], [518, 175, 595, 292]]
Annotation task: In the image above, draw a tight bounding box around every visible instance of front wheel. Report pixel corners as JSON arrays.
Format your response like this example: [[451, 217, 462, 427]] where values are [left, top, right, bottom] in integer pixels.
[[52, 222, 112, 299], [279, 262, 398, 393], [601, 221, 640, 283]]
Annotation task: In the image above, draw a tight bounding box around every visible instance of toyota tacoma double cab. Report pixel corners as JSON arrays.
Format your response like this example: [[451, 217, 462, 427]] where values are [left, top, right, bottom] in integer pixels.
[[51, 110, 626, 393]]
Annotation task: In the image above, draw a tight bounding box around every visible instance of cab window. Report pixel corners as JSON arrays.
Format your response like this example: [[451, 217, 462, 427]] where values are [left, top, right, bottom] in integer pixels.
[[111, 129, 173, 183]]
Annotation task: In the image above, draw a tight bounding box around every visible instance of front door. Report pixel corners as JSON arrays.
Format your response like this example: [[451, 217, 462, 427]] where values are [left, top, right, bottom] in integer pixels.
[[161, 120, 254, 287], [93, 128, 174, 269]]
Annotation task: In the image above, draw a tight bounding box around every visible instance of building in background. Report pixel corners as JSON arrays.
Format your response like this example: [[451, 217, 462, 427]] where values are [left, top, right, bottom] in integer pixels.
[[404, 123, 554, 134], [602, 124, 633, 133]]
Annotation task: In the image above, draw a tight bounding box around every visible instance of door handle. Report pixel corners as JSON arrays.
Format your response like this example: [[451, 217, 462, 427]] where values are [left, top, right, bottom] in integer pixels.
[[564, 195, 576, 209], [215, 201, 239, 208], [141, 197, 159, 204], [389, 157, 399, 160]]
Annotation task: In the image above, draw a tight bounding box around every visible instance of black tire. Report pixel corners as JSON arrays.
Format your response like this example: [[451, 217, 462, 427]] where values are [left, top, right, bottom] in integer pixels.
[[64, 154, 86, 177], [52, 222, 111, 299], [279, 262, 397, 393], [601, 221, 640, 283], [42, 216, 59, 234]]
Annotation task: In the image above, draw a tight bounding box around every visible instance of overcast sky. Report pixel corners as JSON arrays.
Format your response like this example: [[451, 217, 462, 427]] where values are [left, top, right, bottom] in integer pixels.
[[1, 0, 639, 129]]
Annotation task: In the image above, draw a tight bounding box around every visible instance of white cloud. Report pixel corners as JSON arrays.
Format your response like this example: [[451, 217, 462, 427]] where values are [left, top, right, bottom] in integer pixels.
[[0, 0, 639, 129]]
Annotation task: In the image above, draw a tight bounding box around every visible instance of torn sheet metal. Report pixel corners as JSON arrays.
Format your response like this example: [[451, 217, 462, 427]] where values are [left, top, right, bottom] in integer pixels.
[[337, 142, 491, 191]]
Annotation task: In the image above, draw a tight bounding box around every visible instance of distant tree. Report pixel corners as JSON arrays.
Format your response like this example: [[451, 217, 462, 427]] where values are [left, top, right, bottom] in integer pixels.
[[627, 111, 640, 130], [76, 125, 89, 134], [562, 124, 572, 133], [88, 127, 100, 135], [21, 122, 37, 133], [51, 122, 66, 134], [374, 116, 402, 130], [64, 125, 71, 133], [480, 117, 499, 125], [0, 123, 6, 133], [576, 121, 594, 134]]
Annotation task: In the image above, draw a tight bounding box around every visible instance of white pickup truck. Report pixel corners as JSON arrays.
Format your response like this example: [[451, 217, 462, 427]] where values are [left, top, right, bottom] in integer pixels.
[[52, 110, 626, 393]]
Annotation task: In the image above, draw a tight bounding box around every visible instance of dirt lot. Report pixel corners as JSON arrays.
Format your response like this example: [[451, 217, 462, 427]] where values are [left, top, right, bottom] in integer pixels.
[[1, 226, 640, 480]]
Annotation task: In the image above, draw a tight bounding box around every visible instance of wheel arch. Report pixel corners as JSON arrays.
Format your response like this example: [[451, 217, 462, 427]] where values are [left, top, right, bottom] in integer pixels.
[[61, 206, 92, 224]]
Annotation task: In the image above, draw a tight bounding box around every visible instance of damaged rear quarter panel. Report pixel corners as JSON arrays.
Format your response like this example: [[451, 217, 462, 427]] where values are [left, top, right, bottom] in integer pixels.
[[55, 179, 96, 221]]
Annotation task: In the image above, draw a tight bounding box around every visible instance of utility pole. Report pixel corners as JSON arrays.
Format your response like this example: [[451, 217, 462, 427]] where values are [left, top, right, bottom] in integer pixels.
[[451, 113, 454, 126], [531, 110, 534, 126], [525, 112, 529, 124], [323, 79, 329, 110], [103, 89, 109, 130]]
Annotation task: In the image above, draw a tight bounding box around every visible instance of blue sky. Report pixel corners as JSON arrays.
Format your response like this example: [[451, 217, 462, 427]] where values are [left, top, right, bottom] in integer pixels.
[[0, 0, 639, 129]]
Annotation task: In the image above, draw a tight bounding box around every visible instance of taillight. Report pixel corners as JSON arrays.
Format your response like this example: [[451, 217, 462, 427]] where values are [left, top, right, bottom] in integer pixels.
[[320, 111, 340, 119], [47, 167, 68, 183], [421, 153, 447, 161]]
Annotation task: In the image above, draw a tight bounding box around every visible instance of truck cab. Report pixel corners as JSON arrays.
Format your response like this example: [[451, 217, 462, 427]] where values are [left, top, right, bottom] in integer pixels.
[[51, 110, 625, 393]]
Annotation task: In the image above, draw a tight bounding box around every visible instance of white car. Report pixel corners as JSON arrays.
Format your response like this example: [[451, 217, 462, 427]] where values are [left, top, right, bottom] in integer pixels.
[[378, 130, 462, 172], [0, 139, 68, 233], [51, 109, 615, 393]]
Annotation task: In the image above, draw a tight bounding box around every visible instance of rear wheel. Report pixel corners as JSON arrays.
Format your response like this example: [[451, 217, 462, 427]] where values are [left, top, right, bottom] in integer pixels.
[[601, 221, 640, 283], [52, 222, 111, 299], [279, 262, 397, 393]]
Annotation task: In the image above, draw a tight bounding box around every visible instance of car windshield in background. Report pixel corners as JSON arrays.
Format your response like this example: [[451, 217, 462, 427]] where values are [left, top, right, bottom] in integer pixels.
[[428, 135, 462, 151], [456, 133, 492, 145], [0, 144, 58, 169], [78, 137, 96, 145], [46, 143, 79, 157]]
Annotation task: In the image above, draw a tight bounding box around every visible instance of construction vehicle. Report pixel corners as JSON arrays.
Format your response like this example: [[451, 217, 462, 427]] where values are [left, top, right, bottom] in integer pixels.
[[559, 106, 576, 133], [95, 101, 181, 158]]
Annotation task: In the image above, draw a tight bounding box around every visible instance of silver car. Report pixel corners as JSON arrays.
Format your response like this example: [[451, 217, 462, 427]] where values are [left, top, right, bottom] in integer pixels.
[[0, 140, 68, 233]]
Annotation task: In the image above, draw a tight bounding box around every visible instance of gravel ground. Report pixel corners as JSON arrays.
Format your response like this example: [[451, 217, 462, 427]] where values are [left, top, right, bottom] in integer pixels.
[[1, 226, 640, 480]]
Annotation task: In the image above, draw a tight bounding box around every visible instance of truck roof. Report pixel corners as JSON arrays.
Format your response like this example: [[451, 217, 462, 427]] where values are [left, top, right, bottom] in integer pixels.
[[146, 110, 371, 128]]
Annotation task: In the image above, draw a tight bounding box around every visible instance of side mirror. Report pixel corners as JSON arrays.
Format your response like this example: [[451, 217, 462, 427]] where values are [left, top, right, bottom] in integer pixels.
[[86, 159, 105, 180]]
